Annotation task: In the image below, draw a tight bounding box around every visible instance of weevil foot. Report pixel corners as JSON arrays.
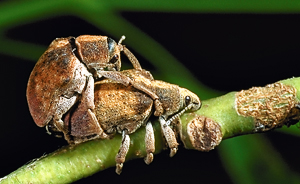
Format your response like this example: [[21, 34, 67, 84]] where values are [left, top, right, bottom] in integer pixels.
[[170, 148, 178, 157], [144, 153, 154, 165], [116, 163, 123, 175], [159, 116, 179, 157], [144, 121, 155, 165], [115, 130, 130, 175], [45, 125, 52, 135]]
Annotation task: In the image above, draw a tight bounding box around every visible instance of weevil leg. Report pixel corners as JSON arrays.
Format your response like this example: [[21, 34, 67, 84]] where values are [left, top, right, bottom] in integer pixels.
[[125, 80, 164, 116], [52, 95, 77, 133], [70, 76, 108, 142], [144, 121, 155, 165], [98, 70, 164, 116], [159, 116, 178, 157], [45, 125, 52, 135], [82, 75, 95, 109], [129, 82, 164, 116], [122, 46, 142, 70], [115, 130, 130, 175], [97, 70, 131, 86], [153, 99, 164, 116]]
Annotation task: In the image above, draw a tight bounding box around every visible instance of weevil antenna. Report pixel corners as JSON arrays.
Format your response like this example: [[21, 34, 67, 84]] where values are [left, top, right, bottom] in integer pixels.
[[118, 35, 126, 45], [166, 104, 193, 126]]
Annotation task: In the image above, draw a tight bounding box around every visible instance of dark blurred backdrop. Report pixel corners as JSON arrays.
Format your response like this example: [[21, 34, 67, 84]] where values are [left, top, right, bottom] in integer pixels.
[[1, 1, 300, 183]]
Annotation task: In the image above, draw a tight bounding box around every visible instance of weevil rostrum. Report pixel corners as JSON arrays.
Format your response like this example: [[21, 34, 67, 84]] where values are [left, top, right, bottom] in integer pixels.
[[63, 69, 201, 174], [27, 35, 147, 139]]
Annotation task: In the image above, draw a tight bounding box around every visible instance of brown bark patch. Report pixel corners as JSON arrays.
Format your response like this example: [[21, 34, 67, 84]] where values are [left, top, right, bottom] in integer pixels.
[[187, 116, 222, 151]]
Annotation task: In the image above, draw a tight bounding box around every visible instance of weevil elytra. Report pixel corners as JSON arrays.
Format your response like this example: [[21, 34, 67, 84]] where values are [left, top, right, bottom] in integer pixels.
[[26, 35, 143, 139], [64, 69, 201, 174]]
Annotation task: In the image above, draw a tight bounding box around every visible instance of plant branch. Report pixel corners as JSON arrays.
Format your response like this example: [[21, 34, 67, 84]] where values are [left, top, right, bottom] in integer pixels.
[[1, 77, 300, 183]]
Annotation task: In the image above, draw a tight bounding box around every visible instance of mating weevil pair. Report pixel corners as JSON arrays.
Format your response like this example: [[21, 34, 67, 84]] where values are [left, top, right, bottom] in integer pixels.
[[26, 35, 141, 139], [26, 35, 201, 174]]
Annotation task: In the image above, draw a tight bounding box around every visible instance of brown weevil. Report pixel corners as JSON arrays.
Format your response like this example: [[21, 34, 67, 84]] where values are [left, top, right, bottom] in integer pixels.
[[64, 69, 201, 174], [26, 35, 142, 140]]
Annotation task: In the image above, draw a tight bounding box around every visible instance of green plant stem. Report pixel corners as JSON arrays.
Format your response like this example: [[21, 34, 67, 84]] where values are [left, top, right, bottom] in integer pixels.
[[1, 77, 300, 184]]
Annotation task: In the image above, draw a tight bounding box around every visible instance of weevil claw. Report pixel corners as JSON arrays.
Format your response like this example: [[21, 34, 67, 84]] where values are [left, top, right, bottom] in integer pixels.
[[170, 148, 178, 157], [116, 163, 123, 175], [144, 153, 154, 165]]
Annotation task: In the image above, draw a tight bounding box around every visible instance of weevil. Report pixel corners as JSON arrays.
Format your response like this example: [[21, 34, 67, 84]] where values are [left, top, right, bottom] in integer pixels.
[[63, 69, 201, 174], [27, 35, 145, 139]]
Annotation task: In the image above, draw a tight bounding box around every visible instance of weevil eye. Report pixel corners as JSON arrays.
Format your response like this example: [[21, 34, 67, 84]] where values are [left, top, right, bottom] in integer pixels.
[[109, 54, 119, 64], [108, 37, 117, 56], [185, 96, 191, 106]]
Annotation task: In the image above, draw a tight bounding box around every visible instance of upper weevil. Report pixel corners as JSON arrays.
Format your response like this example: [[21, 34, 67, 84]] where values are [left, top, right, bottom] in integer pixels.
[[26, 35, 142, 139]]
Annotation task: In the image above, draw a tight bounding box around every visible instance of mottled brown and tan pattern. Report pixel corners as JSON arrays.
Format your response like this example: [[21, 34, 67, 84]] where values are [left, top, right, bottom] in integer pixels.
[[81, 69, 200, 174], [94, 82, 153, 135], [27, 35, 148, 141]]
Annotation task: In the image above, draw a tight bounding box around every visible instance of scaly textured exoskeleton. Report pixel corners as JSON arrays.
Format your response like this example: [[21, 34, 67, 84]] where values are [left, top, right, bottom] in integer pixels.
[[66, 69, 201, 174], [26, 35, 163, 142]]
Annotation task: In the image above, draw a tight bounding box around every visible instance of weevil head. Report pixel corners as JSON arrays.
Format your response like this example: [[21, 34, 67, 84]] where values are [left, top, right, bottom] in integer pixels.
[[75, 35, 122, 72], [179, 88, 201, 112], [107, 37, 122, 71], [165, 87, 201, 125]]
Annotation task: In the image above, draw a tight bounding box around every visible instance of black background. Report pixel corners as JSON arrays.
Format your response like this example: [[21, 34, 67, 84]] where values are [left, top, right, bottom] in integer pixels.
[[1, 12, 300, 183]]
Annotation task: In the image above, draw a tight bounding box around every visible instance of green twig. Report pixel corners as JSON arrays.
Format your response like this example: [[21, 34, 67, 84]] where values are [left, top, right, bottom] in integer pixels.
[[1, 77, 300, 183]]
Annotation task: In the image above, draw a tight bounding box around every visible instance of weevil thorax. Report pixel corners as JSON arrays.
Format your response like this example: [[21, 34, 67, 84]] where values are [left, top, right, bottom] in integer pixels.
[[75, 35, 122, 74], [153, 81, 181, 117]]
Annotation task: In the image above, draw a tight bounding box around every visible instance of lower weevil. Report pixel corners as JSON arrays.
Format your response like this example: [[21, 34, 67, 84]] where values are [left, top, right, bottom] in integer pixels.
[[63, 69, 201, 174]]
